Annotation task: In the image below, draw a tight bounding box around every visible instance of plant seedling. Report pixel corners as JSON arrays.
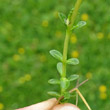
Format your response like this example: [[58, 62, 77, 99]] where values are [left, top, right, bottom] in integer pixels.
[[48, 0, 91, 110]]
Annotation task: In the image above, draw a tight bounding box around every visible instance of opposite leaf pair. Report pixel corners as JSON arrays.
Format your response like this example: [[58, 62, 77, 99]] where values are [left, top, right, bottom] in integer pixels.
[[58, 12, 86, 31], [50, 50, 79, 65], [48, 75, 79, 85]]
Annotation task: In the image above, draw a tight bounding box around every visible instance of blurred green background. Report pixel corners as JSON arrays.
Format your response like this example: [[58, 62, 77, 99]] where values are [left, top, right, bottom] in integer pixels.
[[0, 0, 110, 110]]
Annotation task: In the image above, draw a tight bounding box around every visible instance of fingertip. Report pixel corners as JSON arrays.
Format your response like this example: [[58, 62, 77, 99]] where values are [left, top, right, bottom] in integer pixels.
[[48, 98, 57, 102]]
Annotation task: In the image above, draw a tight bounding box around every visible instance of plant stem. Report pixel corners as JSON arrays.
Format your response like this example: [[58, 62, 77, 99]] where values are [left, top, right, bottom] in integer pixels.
[[76, 79, 79, 106], [76, 89, 92, 110], [69, 0, 82, 28], [62, 0, 82, 92], [62, 28, 71, 77]]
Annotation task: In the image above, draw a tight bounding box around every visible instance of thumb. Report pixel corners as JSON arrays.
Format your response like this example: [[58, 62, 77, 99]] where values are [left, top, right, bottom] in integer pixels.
[[52, 103, 80, 110], [16, 98, 57, 110]]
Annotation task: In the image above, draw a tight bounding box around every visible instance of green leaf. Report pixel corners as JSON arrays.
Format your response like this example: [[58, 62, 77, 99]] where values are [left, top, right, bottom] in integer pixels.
[[68, 8, 74, 20], [60, 78, 70, 90], [68, 74, 79, 81], [49, 50, 63, 61], [77, 21, 86, 28], [71, 21, 86, 30], [48, 91, 60, 97], [57, 62, 63, 76], [71, 25, 78, 30], [58, 12, 67, 24], [48, 79, 60, 85], [64, 92, 71, 100], [67, 58, 79, 65]]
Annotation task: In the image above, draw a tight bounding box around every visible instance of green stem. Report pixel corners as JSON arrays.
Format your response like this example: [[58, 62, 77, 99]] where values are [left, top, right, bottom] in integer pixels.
[[61, 0, 82, 93], [62, 28, 71, 77], [69, 0, 82, 28]]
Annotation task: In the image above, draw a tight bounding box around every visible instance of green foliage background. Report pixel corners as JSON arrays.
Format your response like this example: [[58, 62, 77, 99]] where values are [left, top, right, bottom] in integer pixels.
[[0, 0, 110, 110]]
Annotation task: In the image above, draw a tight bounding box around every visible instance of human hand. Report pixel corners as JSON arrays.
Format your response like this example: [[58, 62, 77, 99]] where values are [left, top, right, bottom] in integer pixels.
[[16, 98, 57, 110], [16, 98, 80, 110]]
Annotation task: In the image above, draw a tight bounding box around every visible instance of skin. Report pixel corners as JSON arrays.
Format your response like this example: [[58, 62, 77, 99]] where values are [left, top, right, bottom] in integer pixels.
[[52, 103, 80, 110], [16, 98, 80, 110]]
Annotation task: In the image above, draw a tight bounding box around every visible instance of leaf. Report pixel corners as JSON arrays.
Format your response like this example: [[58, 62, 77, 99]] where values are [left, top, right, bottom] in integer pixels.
[[48, 91, 60, 97], [60, 78, 70, 90], [58, 12, 67, 24], [48, 79, 60, 85], [71, 25, 78, 30], [71, 21, 86, 30], [67, 58, 79, 65], [49, 50, 63, 61], [64, 92, 71, 100], [68, 7, 74, 20], [57, 62, 63, 76], [68, 74, 79, 81], [77, 21, 86, 28]]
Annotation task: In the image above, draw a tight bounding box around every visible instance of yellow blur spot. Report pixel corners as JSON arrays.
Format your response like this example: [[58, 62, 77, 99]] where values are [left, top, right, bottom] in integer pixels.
[[18, 77, 25, 84], [70, 34, 77, 44], [107, 33, 110, 39], [0, 103, 4, 109], [24, 74, 32, 81], [86, 72, 92, 79], [71, 51, 79, 58], [99, 93, 107, 100], [42, 20, 49, 27], [18, 48, 25, 54], [13, 54, 20, 61], [55, 31, 62, 38], [99, 85, 107, 93], [40, 55, 47, 62], [0, 86, 3, 93], [81, 13, 89, 21], [97, 32, 104, 39], [54, 11, 59, 18]]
